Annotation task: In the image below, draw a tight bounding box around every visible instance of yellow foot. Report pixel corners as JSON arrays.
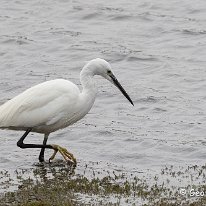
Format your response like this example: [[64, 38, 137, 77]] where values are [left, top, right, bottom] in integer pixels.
[[49, 144, 77, 165]]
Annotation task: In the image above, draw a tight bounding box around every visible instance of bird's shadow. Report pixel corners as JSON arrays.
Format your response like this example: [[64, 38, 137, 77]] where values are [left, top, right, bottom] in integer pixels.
[[32, 159, 76, 182]]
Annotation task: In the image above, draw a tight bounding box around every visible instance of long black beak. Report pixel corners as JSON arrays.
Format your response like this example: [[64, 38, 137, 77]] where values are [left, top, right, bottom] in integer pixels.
[[110, 74, 134, 106]]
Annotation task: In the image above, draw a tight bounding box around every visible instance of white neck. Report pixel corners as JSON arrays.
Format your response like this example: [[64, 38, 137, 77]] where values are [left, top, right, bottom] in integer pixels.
[[80, 65, 97, 97]]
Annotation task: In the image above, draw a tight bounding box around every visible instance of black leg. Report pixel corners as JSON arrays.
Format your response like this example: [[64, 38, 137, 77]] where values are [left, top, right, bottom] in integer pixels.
[[17, 129, 76, 164], [39, 134, 49, 162], [17, 129, 53, 150]]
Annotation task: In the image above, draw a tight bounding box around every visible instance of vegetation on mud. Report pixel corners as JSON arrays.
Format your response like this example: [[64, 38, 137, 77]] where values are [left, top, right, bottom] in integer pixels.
[[0, 162, 206, 206]]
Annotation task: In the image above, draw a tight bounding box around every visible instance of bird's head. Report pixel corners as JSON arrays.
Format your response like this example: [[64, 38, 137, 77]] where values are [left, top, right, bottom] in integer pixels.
[[84, 58, 134, 106]]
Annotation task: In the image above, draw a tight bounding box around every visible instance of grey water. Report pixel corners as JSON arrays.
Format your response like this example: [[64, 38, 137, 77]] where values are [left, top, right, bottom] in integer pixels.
[[0, 0, 206, 186]]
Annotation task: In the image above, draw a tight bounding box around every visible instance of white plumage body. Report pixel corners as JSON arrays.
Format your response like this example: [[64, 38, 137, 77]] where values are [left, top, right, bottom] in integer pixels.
[[0, 79, 96, 134]]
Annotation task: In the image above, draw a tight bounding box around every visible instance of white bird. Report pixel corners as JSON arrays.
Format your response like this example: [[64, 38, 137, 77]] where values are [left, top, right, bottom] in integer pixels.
[[0, 58, 133, 165]]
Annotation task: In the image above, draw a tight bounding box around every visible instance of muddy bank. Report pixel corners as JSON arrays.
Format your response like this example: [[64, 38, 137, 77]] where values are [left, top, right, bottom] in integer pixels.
[[0, 161, 206, 206]]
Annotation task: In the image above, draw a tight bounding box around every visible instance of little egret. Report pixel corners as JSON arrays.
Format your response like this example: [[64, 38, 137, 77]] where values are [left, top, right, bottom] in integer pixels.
[[0, 58, 133, 165]]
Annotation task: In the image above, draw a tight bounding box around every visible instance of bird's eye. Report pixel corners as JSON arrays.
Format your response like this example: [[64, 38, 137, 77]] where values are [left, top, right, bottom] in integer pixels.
[[107, 70, 112, 74]]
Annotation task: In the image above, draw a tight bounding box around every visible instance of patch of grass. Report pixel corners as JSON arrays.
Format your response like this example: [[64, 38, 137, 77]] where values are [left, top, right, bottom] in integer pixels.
[[0, 162, 206, 205]]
